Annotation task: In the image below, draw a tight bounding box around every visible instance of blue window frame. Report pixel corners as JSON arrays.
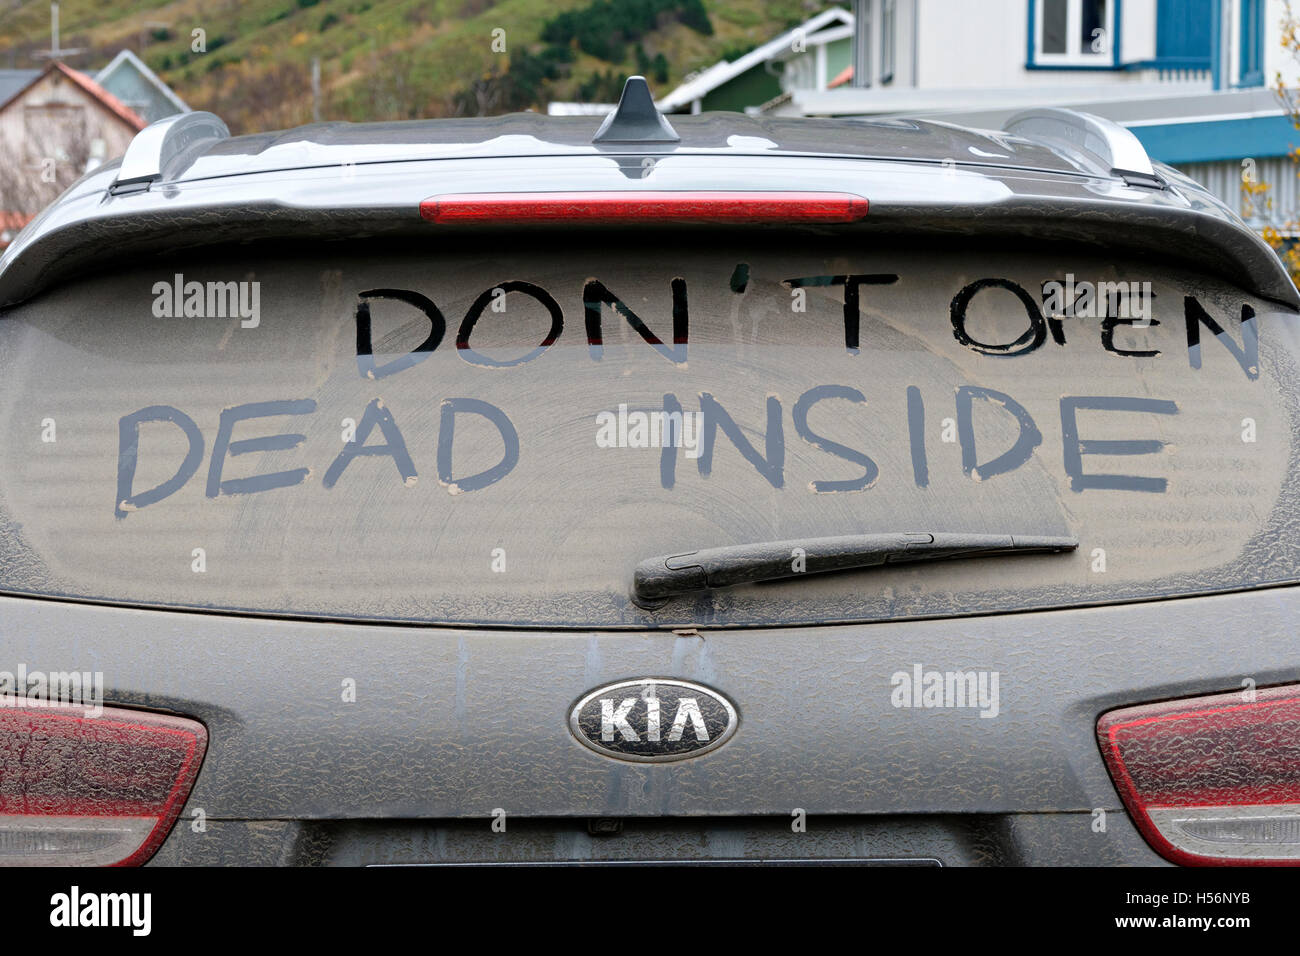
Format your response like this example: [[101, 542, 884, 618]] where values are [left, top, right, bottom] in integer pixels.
[[1239, 0, 1264, 87]]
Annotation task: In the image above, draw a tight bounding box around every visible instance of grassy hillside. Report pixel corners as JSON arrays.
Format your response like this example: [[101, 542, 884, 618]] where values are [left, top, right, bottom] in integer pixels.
[[0, 0, 830, 132]]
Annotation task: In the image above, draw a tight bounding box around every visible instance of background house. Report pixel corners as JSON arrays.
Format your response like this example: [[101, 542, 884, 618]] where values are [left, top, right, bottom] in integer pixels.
[[656, 8, 855, 114], [0, 47, 187, 245], [766, 0, 1278, 103], [0, 59, 145, 159], [94, 49, 189, 125], [0, 60, 145, 245]]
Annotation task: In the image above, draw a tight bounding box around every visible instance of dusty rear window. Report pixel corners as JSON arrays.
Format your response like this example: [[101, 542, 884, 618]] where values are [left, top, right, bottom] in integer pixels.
[[0, 234, 1296, 627]]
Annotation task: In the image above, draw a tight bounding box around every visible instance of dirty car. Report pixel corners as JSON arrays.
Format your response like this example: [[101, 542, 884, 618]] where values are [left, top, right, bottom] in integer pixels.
[[1, 79, 1298, 866]]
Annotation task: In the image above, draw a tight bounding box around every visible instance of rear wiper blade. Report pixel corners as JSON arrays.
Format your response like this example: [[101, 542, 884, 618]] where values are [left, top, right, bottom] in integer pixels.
[[631, 532, 1078, 608]]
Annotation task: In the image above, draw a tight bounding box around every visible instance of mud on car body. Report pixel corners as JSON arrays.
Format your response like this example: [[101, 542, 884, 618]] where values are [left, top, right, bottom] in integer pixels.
[[1, 79, 1299, 866]]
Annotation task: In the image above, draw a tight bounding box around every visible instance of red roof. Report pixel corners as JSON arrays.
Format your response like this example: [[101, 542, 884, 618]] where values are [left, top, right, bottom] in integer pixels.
[[0, 60, 145, 131], [0, 211, 34, 231], [0, 211, 36, 248], [829, 65, 853, 89]]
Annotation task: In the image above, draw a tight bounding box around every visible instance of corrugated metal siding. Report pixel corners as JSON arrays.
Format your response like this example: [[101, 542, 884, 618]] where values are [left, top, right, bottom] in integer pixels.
[[1178, 157, 1300, 232]]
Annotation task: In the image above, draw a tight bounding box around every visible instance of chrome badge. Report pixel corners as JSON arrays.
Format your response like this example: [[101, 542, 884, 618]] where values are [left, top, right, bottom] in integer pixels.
[[569, 678, 738, 762]]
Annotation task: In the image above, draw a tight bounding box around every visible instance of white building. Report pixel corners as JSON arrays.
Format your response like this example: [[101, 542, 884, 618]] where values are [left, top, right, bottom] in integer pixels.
[[788, 0, 1285, 99]]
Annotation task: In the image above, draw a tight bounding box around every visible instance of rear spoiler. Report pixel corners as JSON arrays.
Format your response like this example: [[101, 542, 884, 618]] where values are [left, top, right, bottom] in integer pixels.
[[1, 106, 1296, 310]]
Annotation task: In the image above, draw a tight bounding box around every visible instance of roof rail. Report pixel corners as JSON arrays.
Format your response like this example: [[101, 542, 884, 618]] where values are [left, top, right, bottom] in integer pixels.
[[1003, 108, 1162, 188], [110, 110, 230, 195]]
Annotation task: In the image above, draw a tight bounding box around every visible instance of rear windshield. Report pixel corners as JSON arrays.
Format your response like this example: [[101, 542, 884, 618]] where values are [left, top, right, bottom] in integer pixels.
[[0, 233, 1296, 627]]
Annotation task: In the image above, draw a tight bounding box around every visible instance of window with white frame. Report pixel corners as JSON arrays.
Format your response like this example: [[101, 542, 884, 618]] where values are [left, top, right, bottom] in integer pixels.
[[1034, 0, 1113, 65]]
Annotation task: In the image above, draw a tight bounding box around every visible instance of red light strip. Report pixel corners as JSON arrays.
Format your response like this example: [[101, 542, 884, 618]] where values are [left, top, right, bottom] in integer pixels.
[[420, 191, 869, 224]]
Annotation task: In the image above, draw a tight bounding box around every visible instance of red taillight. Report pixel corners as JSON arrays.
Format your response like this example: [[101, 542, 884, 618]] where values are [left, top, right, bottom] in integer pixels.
[[0, 703, 206, 866], [419, 191, 869, 224], [1098, 684, 1300, 866]]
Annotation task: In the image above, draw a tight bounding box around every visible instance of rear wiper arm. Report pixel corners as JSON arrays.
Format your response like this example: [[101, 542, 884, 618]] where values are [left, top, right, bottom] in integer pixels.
[[631, 532, 1078, 608]]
